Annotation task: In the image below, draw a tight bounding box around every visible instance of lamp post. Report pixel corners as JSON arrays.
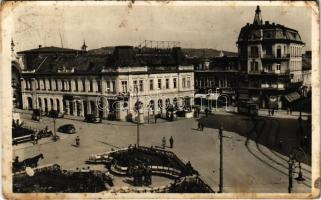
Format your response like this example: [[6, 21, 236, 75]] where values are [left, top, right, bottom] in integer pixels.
[[215, 88, 220, 111], [134, 86, 140, 147], [288, 148, 306, 193], [218, 124, 223, 193]]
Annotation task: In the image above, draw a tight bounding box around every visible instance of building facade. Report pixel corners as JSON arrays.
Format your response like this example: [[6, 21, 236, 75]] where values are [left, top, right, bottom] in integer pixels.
[[194, 55, 239, 106], [237, 6, 305, 109], [19, 45, 194, 121]]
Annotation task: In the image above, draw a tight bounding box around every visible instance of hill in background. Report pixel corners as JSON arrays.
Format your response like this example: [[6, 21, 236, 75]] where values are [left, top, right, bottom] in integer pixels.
[[88, 47, 238, 58]]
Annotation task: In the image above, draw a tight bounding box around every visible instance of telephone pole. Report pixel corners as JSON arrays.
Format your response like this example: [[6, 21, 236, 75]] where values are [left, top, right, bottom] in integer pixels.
[[218, 124, 223, 193], [135, 86, 140, 147]]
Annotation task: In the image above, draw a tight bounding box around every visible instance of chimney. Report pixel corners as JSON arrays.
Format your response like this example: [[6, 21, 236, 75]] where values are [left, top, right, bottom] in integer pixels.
[[38, 45, 42, 48], [265, 21, 269, 25]]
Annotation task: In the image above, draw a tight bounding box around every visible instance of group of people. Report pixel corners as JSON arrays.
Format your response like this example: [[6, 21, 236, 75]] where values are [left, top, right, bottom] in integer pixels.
[[162, 136, 174, 149]]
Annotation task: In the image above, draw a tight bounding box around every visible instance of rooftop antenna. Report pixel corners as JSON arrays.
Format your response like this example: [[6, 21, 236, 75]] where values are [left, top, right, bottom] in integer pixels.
[[59, 32, 64, 48]]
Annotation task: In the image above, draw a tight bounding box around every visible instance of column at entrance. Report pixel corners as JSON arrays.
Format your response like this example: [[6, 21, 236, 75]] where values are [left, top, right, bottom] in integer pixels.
[[80, 101, 84, 117], [53, 99, 57, 110], [73, 101, 78, 116], [103, 99, 109, 119], [59, 98, 64, 113]]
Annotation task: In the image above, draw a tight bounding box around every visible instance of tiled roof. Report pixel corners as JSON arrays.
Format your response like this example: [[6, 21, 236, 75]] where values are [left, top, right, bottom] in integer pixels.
[[17, 46, 81, 54], [32, 54, 109, 74]]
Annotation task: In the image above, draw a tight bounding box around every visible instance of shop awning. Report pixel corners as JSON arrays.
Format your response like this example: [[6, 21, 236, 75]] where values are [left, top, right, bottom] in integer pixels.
[[284, 92, 301, 103], [195, 93, 220, 100], [207, 93, 220, 100], [195, 94, 207, 98]]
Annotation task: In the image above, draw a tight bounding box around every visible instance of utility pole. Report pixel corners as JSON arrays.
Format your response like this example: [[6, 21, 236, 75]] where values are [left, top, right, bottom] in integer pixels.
[[288, 155, 293, 193], [218, 124, 223, 193], [135, 86, 140, 147]]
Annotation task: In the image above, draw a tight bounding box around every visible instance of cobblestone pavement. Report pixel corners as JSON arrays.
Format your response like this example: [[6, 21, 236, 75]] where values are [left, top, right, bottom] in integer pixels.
[[13, 111, 311, 193]]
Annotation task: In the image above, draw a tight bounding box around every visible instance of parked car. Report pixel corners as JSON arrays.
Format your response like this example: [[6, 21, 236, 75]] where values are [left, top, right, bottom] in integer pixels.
[[58, 124, 76, 134], [31, 109, 46, 121], [48, 110, 65, 118], [84, 114, 102, 123]]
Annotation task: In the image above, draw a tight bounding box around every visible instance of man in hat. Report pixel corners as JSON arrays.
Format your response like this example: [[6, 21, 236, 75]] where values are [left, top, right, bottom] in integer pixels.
[[169, 136, 174, 148]]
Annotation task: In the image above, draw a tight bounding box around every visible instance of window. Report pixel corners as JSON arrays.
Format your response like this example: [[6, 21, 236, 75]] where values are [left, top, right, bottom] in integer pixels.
[[75, 80, 78, 91], [166, 78, 169, 89], [82, 80, 86, 92], [68, 80, 71, 91], [89, 80, 93, 92], [97, 80, 101, 92], [112, 81, 116, 92], [277, 46, 282, 58], [121, 81, 128, 93], [106, 81, 110, 92], [276, 64, 281, 71], [49, 80, 52, 91], [251, 61, 259, 71], [139, 80, 143, 92], [55, 80, 58, 91], [43, 79, 46, 90], [62, 80, 65, 91], [187, 77, 191, 88], [173, 78, 177, 88], [182, 78, 186, 88], [149, 79, 154, 91], [133, 80, 138, 90], [250, 46, 259, 58], [158, 79, 162, 89]]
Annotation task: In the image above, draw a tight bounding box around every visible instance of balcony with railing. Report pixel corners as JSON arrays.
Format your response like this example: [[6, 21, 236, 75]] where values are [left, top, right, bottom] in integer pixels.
[[261, 54, 290, 60]]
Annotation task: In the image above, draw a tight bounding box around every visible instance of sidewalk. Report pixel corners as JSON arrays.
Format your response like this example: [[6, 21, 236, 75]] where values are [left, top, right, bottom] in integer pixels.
[[199, 107, 310, 120]]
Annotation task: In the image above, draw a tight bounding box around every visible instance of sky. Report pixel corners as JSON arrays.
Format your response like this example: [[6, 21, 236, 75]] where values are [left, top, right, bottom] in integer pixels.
[[11, 2, 313, 53]]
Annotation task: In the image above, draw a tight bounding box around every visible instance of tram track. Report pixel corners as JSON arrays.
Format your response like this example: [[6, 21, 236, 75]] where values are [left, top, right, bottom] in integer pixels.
[[253, 117, 311, 183]]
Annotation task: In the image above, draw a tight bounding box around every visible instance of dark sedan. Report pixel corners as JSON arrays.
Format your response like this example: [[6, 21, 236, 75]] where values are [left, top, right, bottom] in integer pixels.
[[48, 110, 65, 118], [84, 114, 102, 123], [58, 124, 76, 134]]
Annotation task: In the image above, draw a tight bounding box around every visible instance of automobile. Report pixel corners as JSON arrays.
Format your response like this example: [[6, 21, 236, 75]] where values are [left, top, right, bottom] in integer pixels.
[[58, 124, 76, 134], [84, 114, 102, 123], [48, 110, 65, 118], [32, 109, 46, 121]]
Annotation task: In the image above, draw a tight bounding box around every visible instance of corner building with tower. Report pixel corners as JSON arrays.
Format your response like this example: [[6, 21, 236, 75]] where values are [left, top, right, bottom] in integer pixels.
[[237, 6, 305, 109]]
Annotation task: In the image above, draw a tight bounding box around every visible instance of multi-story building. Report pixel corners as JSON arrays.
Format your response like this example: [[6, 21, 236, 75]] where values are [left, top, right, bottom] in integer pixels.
[[237, 6, 305, 109], [194, 54, 239, 106], [18, 44, 194, 121]]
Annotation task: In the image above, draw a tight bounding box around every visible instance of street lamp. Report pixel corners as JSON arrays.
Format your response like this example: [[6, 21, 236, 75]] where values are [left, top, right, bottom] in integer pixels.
[[218, 124, 223, 193], [288, 148, 306, 193], [134, 86, 140, 147], [216, 123, 232, 193]]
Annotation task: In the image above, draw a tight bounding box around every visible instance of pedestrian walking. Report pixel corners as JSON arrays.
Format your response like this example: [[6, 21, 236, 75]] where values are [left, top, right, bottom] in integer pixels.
[[34, 134, 38, 144], [268, 109, 271, 116], [200, 122, 204, 131], [169, 136, 174, 148], [162, 136, 166, 149], [271, 108, 275, 116], [205, 108, 209, 117], [76, 136, 80, 147], [154, 115, 158, 124]]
